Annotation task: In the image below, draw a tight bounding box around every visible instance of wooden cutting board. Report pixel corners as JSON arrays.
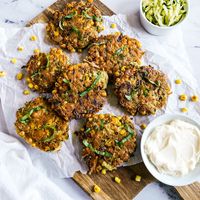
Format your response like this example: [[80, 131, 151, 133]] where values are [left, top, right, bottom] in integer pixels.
[[28, 0, 200, 199]]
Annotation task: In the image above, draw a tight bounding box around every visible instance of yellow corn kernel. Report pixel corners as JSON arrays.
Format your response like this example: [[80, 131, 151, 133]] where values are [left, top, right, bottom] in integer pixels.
[[52, 89, 57, 94], [136, 40, 142, 48], [54, 31, 59, 36], [88, 0, 94, 3], [101, 169, 106, 175], [115, 71, 120, 77], [10, 58, 17, 64], [110, 23, 116, 28], [101, 91, 107, 97], [23, 90, 30, 95], [19, 131, 25, 137], [26, 77, 31, 83], [191, 95, 199, 102], [179, 94, 187, 101], [28, 83, 34, 89], [114, 177, 121, 184], [28, 138, 32, 143], [121, 66, 126, 71], [34, 85, 39, 90], [16, 72, 23, 80], [32, 143, 36, 147], [181, 107, 188, 113], [135, 175, 141, 182], [17, 46, 24, 51], [140, 123, 147, 130], [0, 71, 6, 77], [93, 185, 101, 193], [99, 114, 104, 119], [175, 79, 182, 84], [112, 117, 119, 124], [34, 49, 40, 54], [30, 35, 37, 41], [102, 26, 105, 31], [119, 129, 126, 135]]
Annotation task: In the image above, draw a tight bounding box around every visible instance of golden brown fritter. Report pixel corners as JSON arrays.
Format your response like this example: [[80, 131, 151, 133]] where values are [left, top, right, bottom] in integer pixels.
[[114, 66, 171, 116], [15, 97, 69, 152], [85, 33, 144, 76], [49, 62, 108, 120], [25, 48, 70, 93], [77, 114, 137, 174], [46, 1, 103, 52]]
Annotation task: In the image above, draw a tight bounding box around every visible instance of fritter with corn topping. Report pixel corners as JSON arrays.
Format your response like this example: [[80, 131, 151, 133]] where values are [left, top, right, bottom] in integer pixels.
[[114, 65, 171, 115], [49, 62, 108, 120], [77, 114, 137, 174], [86, 33, 144, 76], [25, 48, 70, 93], [46, 1, 103, 52], [15, 97, 69, 152]]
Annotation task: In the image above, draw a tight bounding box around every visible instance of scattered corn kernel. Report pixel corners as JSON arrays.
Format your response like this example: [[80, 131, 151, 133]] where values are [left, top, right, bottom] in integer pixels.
[[16, 72, 23, 80], [30, 35, 37, 41], [115, 71, 120, 77], [175, 79, 182, 84], [191, 95, 199, 102], [135, 175, 141, 182], [28, 83, 34, 89], [179, 94, 187, 101], [87, 0, 94, 3], [181, 107, 188, 113], [110, 23, 116, 28], [93, 185, 101, 193], [17, 46, 24, 51], [34, 49, 40, 54], [114, 176, 121, 184], [140, 123, 147, 130], [0, 71, 6, 77], [23, 90, 30, 95], [121, 66, 126, 71], [101, 169, 107, 175], [10, 58, 17, 64]]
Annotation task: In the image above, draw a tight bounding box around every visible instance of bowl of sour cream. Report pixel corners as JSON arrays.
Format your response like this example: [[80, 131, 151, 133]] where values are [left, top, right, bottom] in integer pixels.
[[141, 114, 200, 186]]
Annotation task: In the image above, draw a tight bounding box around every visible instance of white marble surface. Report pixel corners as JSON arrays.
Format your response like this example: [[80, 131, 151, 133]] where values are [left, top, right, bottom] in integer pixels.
[[0, 0, 199, 200]]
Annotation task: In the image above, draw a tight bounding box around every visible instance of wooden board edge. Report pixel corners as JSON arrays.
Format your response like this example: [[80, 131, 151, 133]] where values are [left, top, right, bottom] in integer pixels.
[[73, 172, 113, 200], [27, 0, 114, 26]]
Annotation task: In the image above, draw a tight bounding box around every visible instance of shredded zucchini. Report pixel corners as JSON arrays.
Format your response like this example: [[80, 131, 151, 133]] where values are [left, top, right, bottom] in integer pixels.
[[142, 0, 187, 26]]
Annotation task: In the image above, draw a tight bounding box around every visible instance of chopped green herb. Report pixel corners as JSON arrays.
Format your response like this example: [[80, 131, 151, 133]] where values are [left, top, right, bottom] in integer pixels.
[[125, 89, 137, 101], [143, 88, 149, 97], [82, 11, 92, 19], [85, 128, 91, 133], [100, 119, 105, 130], [114, 46, 127, 56], [93, 15, 102, 22], [87, 41, 106, 49], [41, 124, 57, 143], [83, 139, 112, 157], [115, 124, 134, 146], [79, 72, 101, 97], [63, 78, 70, 84], [71, 26, 82, 39], [59, 12, 77, 30], [20, 106, 43, 124]]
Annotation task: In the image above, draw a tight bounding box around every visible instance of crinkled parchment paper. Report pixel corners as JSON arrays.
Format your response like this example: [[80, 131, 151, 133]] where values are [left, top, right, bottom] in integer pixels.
[[0, 15, 200, 178]]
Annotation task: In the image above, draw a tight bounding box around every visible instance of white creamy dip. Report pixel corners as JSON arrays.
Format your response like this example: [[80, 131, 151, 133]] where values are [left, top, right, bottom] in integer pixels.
[[144, 119, 200, 176]]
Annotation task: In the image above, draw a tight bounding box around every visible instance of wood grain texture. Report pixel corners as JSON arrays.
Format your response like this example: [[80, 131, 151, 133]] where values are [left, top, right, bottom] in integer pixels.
[[28, 0, 200, 199]]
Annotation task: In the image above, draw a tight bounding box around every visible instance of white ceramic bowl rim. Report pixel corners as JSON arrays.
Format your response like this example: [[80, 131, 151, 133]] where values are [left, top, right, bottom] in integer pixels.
[[141, 113, 200, 186], [140, 0, 190, 30]]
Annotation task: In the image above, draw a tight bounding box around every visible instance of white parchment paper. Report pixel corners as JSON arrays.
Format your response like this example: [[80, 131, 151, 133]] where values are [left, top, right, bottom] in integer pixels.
[[0, 15, 200, 178]]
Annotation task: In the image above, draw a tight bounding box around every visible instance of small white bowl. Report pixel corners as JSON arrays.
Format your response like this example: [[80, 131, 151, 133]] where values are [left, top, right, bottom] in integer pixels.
[[141, 114, 200, 186], [139, 0, 190, 35]]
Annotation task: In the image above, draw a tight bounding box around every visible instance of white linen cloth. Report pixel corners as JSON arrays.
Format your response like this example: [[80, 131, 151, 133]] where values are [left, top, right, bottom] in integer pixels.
[[0, 131, 73, 200], [0, 14, 199, 199]]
